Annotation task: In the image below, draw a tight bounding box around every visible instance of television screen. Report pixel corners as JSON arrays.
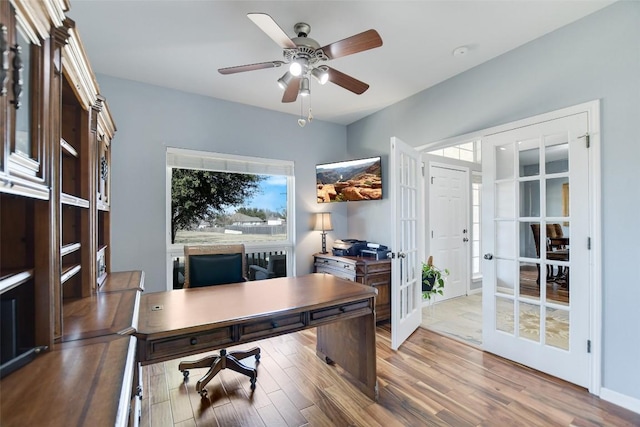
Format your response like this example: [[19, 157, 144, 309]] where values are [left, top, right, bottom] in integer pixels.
[[316, 156, 382, 203]]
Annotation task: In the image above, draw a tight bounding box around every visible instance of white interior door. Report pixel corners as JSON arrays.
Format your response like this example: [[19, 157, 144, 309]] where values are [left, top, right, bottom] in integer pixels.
[[390, 137, 423, 350], [482, 112, 591, 387], [429, 164, 469, 301]]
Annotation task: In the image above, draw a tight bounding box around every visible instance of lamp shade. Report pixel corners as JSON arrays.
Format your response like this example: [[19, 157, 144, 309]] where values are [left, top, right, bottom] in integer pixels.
[[314, 212, 333, 232]]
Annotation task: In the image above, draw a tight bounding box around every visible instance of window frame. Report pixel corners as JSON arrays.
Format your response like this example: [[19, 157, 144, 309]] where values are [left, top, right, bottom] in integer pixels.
[[165, 147, 296, 290]]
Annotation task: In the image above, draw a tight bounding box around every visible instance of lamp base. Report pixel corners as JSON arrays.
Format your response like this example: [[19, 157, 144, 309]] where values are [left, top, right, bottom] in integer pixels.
[[321, 232, 328, 254]]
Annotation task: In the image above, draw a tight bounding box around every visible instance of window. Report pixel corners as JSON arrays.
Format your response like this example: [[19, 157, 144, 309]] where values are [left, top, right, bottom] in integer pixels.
[[471, 172, 482, 279], [166, 148, 295, 289], [429, 140, 481, 163]]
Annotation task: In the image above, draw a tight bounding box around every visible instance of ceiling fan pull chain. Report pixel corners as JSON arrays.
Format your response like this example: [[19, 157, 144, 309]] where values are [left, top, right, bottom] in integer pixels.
[[298, 96, 306, 127]]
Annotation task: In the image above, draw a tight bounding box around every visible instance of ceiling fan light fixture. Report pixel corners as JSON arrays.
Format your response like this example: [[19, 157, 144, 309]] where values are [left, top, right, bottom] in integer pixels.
[[289, 57, 308, 76], [299, 77, 310, 97], [277, 72, 293, 89], [311, 66, 329, 85]]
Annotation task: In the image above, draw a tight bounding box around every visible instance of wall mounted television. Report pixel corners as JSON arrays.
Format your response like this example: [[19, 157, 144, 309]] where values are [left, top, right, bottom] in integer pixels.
[[316, 156, 382, 203]]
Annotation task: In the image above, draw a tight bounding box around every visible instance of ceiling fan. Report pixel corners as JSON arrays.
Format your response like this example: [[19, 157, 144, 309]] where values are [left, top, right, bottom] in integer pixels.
[[218, 13, 383, 103]]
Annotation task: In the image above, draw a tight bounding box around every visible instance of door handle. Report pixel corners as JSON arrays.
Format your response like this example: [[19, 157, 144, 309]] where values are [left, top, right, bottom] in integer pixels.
[[463, 237, 469, 242], [484, 253, 493, 260], [398, 252, 406, 259]]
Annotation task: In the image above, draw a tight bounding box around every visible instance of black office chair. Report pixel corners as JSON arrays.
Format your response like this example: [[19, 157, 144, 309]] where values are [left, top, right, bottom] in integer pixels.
[[179, 244, 260, 397], [249, 254, 287, 280]]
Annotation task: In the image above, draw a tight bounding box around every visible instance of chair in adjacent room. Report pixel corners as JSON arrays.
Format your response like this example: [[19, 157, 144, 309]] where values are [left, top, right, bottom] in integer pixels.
[[249, 254, 287, 280], [547, 223, 570, 286], [531, 224, 569, 286], [179, 244, 260, 397]]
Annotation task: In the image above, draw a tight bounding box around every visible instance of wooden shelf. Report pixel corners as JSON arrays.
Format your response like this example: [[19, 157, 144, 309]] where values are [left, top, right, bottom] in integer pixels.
[[61, 242, 81, 257], [60, 192, 90, 208], [60, 138, 78, 157], [0, 269, 34, 294], [61, 264, 81, 285]]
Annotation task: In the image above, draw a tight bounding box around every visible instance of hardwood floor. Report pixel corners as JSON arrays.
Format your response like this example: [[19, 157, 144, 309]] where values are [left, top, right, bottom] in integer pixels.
[[139, 325, 640, 427]]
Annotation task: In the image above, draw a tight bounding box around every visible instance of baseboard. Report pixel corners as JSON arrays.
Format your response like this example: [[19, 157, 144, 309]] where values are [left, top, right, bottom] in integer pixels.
[[600, 387, 640, 414]]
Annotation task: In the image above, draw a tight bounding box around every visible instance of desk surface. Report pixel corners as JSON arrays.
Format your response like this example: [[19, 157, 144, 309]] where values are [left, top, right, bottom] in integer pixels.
[[137, 273, 377, 340]]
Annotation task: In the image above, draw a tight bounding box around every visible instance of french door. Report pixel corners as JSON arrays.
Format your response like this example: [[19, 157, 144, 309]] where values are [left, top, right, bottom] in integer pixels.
[[482, 112, 591, 387], [390, 137, 423, 350]]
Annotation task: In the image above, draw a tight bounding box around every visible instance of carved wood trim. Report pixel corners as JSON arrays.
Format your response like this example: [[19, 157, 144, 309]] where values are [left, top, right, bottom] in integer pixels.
[[1, 24, 7, 96]]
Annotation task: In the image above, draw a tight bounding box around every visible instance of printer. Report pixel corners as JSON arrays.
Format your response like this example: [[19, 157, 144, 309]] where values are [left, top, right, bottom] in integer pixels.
[[360, 243, 391, 260], [332, 239, 368, 257]]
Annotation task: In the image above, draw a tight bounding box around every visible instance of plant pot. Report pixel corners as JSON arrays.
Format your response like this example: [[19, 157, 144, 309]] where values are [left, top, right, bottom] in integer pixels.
[[422, 275, 435, 292]]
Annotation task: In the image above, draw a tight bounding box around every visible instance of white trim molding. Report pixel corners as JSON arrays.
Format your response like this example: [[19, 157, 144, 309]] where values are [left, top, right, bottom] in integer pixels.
[[600, 388, 640, 415]]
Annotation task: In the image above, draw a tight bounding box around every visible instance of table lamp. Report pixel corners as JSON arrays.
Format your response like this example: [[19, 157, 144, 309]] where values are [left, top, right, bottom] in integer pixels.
[[314, 212, 333, 254]]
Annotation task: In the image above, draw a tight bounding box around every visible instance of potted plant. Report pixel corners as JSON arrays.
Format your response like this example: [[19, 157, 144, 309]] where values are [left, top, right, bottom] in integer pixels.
[[422, 256, 449, 300]]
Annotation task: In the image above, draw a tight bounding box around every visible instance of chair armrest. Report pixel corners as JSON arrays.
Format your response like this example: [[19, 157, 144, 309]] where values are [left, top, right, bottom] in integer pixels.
[[249, 265, 271, 280]]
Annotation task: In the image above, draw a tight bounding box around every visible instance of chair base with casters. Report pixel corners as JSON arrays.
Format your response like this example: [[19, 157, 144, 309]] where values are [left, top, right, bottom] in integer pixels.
[[179, 346, 261, 397]]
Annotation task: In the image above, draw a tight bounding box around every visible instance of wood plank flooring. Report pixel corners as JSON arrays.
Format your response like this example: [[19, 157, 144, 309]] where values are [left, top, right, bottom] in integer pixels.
[[139, 325, 640, 426]]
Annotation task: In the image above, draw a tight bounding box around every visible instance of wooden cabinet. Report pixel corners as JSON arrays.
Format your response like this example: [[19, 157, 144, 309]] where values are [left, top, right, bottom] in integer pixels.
[[314, 253, 391, 322], [0, 0, 52, 199], [1, 0, 60, 377], [1, 1, 137, 425]]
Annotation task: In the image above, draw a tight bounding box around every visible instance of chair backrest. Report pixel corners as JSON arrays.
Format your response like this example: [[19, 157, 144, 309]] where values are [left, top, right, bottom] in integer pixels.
[[183, 244, 247, 288], [530, 223, 542, 257]]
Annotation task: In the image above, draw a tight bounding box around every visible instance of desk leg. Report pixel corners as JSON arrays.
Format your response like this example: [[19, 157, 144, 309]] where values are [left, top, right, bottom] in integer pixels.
[[316, 312, 378, 401]]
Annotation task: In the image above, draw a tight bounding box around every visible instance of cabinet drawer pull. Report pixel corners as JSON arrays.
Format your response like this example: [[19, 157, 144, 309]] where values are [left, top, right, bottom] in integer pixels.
[[190, 338, 198, 345]]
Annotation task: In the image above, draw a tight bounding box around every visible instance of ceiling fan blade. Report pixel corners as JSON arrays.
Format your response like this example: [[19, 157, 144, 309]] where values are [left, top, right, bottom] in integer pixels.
[[218, 61, 284, 75], [282, 77, 301, 103], [326, 67, 369, 95], [248, 13, 297, 49], [320, 29, 383, 60]]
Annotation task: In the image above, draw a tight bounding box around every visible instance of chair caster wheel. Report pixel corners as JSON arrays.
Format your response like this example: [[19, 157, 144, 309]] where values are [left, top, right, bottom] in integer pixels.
[[182, 370, 189, 379], [250, 378, 257, 390], [255, 354, 261, 362], [199, 389, 208, 398]]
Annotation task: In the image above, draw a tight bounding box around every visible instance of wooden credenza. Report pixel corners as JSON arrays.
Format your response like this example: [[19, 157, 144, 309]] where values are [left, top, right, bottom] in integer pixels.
[[0, 271, 144, 427], [314, 253, 391, 322]]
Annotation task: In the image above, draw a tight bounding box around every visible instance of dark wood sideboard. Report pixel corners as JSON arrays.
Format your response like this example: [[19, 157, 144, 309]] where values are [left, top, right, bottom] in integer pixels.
[[313, 253, 391, 322]]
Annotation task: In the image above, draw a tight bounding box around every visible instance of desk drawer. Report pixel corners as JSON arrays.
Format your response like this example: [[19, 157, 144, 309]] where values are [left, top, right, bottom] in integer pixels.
[[240, 313, 306, 341], [310, 300, 371, 324], [149, 327, 234, 360], [316, 266, 355, 281]]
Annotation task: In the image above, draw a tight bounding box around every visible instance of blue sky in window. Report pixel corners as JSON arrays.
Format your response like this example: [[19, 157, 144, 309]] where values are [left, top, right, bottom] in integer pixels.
[[244, 175, 287, 214]]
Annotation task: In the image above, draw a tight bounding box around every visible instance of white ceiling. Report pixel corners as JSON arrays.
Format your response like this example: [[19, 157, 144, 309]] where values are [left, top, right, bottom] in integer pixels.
[[68, 1, 613, 125]]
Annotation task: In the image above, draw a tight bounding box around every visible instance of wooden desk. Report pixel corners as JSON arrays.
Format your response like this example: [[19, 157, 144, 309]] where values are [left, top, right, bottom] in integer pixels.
[[135, 273, 379, 400]]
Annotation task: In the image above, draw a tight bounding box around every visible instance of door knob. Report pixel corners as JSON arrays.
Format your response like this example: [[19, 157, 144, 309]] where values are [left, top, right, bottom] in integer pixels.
[[398, 252, 406, 259], [484, 253, 493, 260], [463, 237, 469, 242]]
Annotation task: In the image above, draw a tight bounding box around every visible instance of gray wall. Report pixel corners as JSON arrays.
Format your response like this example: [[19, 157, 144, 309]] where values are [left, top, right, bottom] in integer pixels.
[[98, 76, 348, 294], [345, 1, 640, 400]]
